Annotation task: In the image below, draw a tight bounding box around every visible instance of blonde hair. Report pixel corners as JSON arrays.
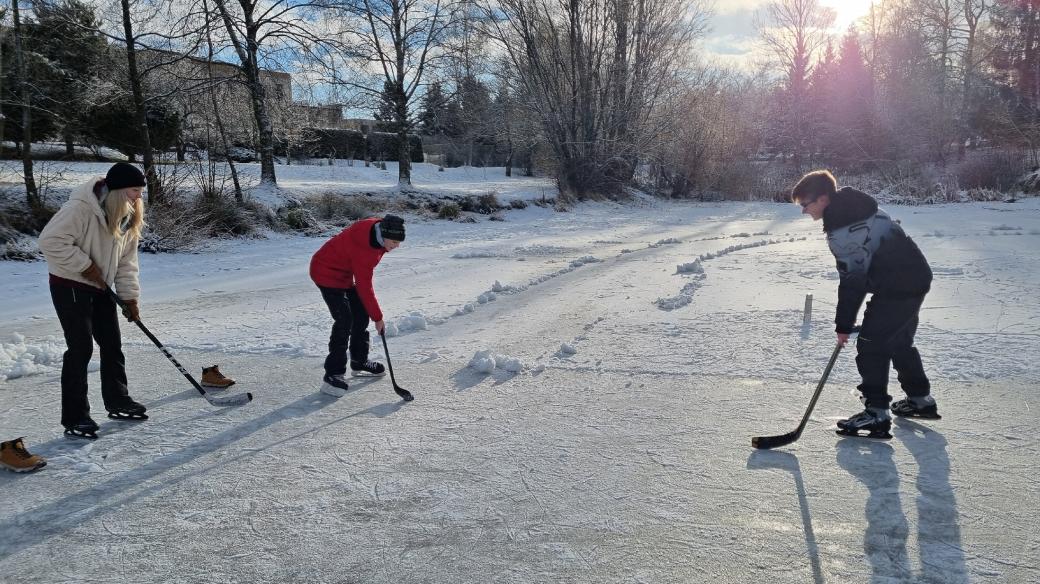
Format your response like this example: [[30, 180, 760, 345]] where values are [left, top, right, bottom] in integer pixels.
[[104, 187, 146, 238]]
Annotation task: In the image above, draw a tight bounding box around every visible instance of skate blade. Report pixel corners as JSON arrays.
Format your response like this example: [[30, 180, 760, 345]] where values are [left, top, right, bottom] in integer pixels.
[[107, 412, 149, 421], [321, 383, 349, 397], [835, 428, 893, 440], [894, 411, 941, 420], [351, 370, 386, 378], [64, 429, 98, 440]]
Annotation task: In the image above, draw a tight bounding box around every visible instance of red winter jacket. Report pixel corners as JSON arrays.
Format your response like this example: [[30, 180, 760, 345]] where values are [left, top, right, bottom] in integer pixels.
[[310, 217, 387, 321]]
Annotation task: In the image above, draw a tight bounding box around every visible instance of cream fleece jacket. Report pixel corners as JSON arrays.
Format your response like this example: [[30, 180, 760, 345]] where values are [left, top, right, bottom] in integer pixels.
[[38, 178, 141, 302]]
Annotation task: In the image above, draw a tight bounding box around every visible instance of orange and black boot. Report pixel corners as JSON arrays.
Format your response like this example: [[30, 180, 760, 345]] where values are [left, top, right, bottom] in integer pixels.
[[0, 438, 47, 473], [201, 365, 236, 389]]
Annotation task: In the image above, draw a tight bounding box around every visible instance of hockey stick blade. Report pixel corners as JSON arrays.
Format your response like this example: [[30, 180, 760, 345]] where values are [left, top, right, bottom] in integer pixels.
[[204, 391, 253, 406], [751, 431, 799, 450]]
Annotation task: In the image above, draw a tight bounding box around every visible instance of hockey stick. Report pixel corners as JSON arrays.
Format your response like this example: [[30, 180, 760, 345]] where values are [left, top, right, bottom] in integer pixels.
[[107, 288, 252, 407], [380, 331, 414, 402], [751, 340, 845, 449]]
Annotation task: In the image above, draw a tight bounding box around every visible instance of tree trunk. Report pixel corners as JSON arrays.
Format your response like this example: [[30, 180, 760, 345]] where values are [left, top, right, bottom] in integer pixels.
[[120, 0, 161, 204], [12, 0, 40, 210], [395, 82, 411, 187], [65, 133, 75, 157]]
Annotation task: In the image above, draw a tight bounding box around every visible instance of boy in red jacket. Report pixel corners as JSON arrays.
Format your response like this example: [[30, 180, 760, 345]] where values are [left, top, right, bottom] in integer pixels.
[[310, 215, 405, 395]]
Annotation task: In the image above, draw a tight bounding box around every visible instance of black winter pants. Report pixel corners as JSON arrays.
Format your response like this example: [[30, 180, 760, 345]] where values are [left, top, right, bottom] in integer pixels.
[[855, 294, 931, 409], [50, 284, 130, 426], [318, 286, 371, 376]]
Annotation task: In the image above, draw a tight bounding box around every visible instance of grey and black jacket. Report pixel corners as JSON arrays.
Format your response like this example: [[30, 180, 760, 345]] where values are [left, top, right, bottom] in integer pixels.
[[823, 187, 932, 333]]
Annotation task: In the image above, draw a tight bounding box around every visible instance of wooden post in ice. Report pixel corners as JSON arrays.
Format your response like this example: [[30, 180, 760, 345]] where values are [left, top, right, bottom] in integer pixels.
[[803, 294, 813, 326]]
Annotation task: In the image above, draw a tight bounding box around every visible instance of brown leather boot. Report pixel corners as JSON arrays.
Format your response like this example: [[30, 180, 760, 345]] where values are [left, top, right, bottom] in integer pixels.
[[0, 438, 47, 473], [201, 365, 236, 389]]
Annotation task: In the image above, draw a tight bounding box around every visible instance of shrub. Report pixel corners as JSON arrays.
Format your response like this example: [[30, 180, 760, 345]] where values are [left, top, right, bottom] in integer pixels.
[[956, 150, 1025, 192], [193, 191, 255, 237], [509, 199, 528, 210], [309, 193, 381, 221], [437, 202, 461, 219]]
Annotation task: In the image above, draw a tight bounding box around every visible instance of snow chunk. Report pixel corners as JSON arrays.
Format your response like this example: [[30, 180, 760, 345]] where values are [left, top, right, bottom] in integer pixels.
[[559, 343, 577, 356], [467, 350, 525, 373], [386, 312, 429, 336], [1, 333, 67, 382]]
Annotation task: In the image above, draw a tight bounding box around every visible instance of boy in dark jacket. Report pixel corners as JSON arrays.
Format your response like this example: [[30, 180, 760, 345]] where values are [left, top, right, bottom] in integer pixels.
[[792, 170, 940, 439], [310, 215, 405, 396]]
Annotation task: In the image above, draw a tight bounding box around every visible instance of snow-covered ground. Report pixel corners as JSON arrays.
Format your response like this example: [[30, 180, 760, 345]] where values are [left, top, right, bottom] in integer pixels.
[[1, 166, 1038, 582]]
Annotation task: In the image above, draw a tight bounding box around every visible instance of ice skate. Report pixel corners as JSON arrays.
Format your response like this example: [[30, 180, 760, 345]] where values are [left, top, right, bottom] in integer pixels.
[[64, 417, 100, 440], [350, 360, 386, 377], [106, 398, 148, 421], [891, 396, 941, 420], [836, 408, 892, 440], [321, 374, 350, 397]]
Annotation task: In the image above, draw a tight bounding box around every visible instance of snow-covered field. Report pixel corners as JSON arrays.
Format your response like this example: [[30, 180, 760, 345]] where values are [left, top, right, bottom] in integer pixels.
[[1, 164, 1038, 583]]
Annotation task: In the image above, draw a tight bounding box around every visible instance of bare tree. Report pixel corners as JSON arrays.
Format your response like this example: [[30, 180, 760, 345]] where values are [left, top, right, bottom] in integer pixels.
[[484, 0, 710, 198], [756, 0, 835, 169], [333, 0, 461, 188], [11, 0, 40, 210], [210, 0, 343, 186]]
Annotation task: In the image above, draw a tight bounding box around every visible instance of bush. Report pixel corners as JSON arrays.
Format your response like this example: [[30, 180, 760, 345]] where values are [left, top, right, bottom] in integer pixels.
[[367, 132, 424, 162], [509, 199, 528, 210], [192, 191, 255, 237], [437, 202, 461, 219], [956, 150, 1025, 192], [308, 193, 382, 222], [141, 195, 210, 253], [459, 192, 501, 214]]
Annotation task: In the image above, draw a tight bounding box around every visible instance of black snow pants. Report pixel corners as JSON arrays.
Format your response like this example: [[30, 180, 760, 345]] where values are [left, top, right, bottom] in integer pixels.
[[855, 293, 931, 409], [50, 283, 131, 427], [318, 286, 371, 376]]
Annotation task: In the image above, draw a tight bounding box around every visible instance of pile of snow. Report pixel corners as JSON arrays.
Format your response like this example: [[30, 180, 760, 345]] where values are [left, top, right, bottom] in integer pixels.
[[0, 333, 72, 382], [451, 250, 506, 259], [654, 281, 703, 310], [558, 343, 577, 356], [467, 350, 524, 373], [676, 261, 704, 274], [649, 238, 682, 247], [386, 312, 429, 336]]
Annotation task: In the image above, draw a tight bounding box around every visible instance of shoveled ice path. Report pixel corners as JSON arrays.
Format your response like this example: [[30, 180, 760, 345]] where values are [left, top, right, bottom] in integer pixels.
[[1, 199, 1038, 583]]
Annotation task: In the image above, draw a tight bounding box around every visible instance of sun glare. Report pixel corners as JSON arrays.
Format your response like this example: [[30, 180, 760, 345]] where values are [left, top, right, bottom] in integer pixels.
[[819, 0, 875, 32]]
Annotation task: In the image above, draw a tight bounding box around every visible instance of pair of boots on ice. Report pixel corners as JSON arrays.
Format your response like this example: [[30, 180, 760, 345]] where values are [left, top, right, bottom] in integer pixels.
[[322, 360, 386, 396], [837, 395, 941, 439]]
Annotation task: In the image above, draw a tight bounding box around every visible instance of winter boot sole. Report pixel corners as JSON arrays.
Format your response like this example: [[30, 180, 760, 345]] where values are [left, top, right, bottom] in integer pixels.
[[201, 381, 236, 390], [1, 460, 47, 472]]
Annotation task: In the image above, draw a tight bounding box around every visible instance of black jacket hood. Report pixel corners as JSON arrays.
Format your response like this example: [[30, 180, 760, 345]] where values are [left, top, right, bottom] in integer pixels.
[[822, 187, 878, 232]]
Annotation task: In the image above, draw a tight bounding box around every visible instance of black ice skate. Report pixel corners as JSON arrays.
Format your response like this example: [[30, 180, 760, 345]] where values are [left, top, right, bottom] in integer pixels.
[[106, 398, 148, 421], [350, 360, 386, 377], [836, 408, 892, 440], [64, 418, 100, 440], [891, 397, 941, 420], [321, 374, 351, 397]]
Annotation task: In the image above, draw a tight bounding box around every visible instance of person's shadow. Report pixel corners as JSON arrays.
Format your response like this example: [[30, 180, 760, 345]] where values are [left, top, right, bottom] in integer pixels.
[[893, 419, 968, 584], [746, 450, 824, 584], [0, 392, 404, 560], [836, 438, 912, 583]]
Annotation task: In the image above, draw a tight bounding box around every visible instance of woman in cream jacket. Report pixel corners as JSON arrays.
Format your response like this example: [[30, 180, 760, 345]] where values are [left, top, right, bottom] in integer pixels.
[[39, 162, 149, 439]]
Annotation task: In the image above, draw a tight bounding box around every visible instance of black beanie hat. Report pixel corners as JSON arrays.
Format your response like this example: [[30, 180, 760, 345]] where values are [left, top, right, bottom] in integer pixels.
[[380, 214, 405, 241], [105, 162, 147, 191]]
